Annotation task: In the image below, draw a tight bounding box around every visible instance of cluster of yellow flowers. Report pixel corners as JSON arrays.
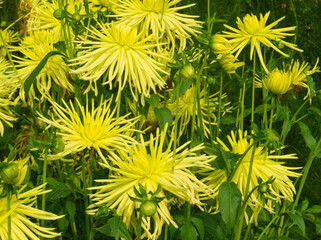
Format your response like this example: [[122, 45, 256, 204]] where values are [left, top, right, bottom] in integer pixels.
[[0, 0, 320, 239]]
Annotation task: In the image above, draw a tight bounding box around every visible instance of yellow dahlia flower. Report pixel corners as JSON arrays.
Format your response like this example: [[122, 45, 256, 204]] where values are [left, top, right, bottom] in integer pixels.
[[223, 12, 303, 73], [13, 30, 73, 101], [88, 126, 214, 239], [211, 34, 232, 55], [37, 96, 139, 162], [113, 0, 202, 54], [0, 56, 18, 136], [203, 130, 301, 224], [70, 22, 168, 101], [218, 53, 245, 74], [0, 29, 19, 56], [263, 68, 292, 95], [89, 0, 119, 12], [0, 184, 63, 240], [289, 58, 320, 98], [27, 0, 85, 39], [167, 85, 231, 138]]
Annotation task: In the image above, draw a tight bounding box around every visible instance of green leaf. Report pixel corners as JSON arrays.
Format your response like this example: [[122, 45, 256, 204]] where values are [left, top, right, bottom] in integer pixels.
[[254, 104, 271, 114], [298, 122, 316, 151], [315, 218, 321, 234], [96, 216, 132, 240], [281, 120, 292, 139], [220, 115, 235, 125], [179, 221, 198, 240], [289, 212, 305, 235], [24, 51, 65, 97], [108, 216, 132, 240], [305, 205, 321, 214], [66, 199, 76, 218], [45, 177, 72, 201], [154, 107, 173, 130], [172, 78, 193, 101], [218, 182, 242, 230], [145, 94, 160, 109], [190, 217, 205, 240]]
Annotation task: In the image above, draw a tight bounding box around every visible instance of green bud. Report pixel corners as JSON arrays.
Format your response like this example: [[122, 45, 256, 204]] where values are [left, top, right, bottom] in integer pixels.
[[72, 13, 82, 22], [53, 9, 65, 20], [180, 63, 195, 81], [140, 200, 158, 217], [0, 163, 20, 185], [51, 137, 65, 154], [259, 183, 269, 194]]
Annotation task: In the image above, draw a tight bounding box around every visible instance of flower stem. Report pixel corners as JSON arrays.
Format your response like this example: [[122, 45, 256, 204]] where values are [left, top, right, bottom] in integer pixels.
[[215, 72, 224, 139], [269, 95, 275, 129], [81, 156, 90, 238], [173, 77, 180, 156], [251, 53, 256, 125], [7, 185, 12, 240], [137, 213, 142, 240]]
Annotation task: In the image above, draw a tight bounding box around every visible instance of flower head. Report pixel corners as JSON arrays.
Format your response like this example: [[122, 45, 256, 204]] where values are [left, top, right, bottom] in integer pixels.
[[288, 58, 320, 98], [203, 130, 301, 224], [37, 96, 139, 162], [263, 68, 292, 95], [113, 0, 202, 54], [223, 12, 303, 73], [0, 184, 63, 240], [71, 22, 168, 102], [88, 126, 214, 239], [211, 34, 232, 55], [27, 0, 85, 39], [13, 30, 72, 101], [218, 53, 245, 74], [0, 29, 19, 56], [0, 56, 18, 136]]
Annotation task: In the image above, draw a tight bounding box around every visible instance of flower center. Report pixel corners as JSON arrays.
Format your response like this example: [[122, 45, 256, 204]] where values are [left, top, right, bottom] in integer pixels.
[[242, 14, 261, 35]]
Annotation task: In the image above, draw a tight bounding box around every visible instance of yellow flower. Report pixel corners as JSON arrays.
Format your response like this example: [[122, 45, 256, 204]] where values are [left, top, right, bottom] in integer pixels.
[[203, 130, 301, 224], [211, 34, 232, 55], [0, 184, 63, 240], [0, 29, 19, 56], [218, 53, 245, 74], [167, 85, 231, 138], [0, 56, 18, 136], [89, 0, 119, 12], [27, 0, 85, 39], [288, 58, 320, 98], [223, 12, 303, 73], [13, 30, 73, 101], [37, 96, 139, 162], [88, 126, 214, 239], [263, 68, 292, 95], [70, 22, 168, 102], [113, 0, 202, 54]]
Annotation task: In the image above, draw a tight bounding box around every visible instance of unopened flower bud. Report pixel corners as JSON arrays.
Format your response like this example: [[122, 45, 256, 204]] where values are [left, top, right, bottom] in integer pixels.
[[259, 183, 270, 194], [263, 68, 292, 95], [219, 54, 245, 74], [53, 9, 65, 20], [211, 34, 232, 55], [0, 163, 20, 185], [140, 200, 158, 217], [51, 137, 65, 154], [180, 63, 195, 81]]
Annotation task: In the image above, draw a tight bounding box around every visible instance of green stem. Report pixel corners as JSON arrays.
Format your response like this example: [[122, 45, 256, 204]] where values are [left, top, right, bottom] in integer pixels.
[[269, 95, 275, 129], [262, 86, 268, 130], [164, 223, 168, 240], [137, 213, 143, 240], [7, 185, 12, 240], [215, 72, 223, 139], [251, 53, 256, 125], [173, 77, 180, 155], [257, 214, 279, 240], [240, 82, 246, 132], [81, 156, 90, 239], [191, 51, 209, 145]]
